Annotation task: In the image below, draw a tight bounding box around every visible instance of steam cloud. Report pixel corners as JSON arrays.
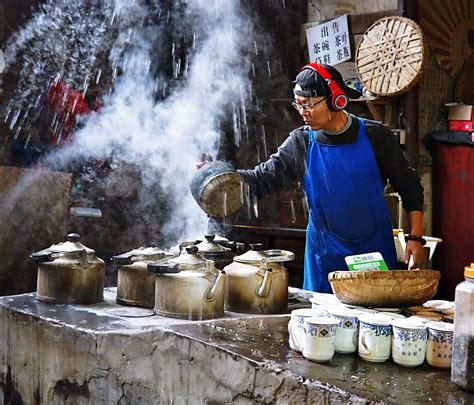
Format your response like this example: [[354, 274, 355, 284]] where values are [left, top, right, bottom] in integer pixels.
[[2, 0, 256, 246]]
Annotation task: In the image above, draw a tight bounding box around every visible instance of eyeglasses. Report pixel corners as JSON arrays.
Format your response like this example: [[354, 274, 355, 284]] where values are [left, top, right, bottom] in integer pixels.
[[291, 98, 327, 112]]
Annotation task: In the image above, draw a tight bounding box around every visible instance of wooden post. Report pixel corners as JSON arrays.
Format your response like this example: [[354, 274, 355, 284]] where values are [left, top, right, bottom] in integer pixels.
[[399, 0, 420, 169]]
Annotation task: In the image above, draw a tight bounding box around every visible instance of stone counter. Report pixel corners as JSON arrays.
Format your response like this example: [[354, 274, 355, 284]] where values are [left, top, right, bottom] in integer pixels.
[[1, 289, 473, 404]]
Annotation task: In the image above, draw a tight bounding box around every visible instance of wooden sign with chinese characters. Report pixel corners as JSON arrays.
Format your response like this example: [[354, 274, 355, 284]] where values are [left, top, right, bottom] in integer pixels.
[[305, 15, 351, 65]]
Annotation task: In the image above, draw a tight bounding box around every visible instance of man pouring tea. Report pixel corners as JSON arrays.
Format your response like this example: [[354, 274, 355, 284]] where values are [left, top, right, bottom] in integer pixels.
[[199, 64, 426, 293]]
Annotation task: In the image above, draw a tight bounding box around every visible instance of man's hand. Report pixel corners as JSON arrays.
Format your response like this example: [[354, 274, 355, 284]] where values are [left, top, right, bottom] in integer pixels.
[[195, 160, 207, 170], [405, 240, 427, 269], [195, 152, 212, 170]]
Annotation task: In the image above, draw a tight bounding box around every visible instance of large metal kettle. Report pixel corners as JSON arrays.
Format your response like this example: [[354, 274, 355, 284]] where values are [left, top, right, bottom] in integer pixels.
[[112, 245, 173, 308], [195, 234, 236, 269], [190, 161, 244, 217], [148, 245, 226, 320], [223, 243, 294, 314], [30, 233, 105, 304]]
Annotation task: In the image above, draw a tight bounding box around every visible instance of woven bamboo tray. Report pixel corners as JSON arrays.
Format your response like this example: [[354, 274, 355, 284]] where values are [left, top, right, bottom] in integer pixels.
[[356, 16, 428, 96], [328, 270, 440, 307]]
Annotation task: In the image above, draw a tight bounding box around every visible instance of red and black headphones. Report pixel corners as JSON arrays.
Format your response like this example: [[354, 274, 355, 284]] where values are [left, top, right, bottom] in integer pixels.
[[301, 63, 348, 112]]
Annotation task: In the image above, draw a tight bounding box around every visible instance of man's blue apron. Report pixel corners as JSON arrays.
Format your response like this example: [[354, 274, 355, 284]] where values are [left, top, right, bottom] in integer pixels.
[[303, 117, 397, 292]]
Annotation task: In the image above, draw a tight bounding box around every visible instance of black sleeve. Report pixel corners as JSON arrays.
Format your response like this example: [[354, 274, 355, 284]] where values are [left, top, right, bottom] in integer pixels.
[[237, 128, 308, 199], [365, 120, 424, 212]]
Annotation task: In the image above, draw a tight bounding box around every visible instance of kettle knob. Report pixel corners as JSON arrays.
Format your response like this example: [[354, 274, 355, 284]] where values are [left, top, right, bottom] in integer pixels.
[[204, 234, 215, 242], [67, 233, 81, 243], [249, 243, 263, 251], [186, 245, 199, 254]]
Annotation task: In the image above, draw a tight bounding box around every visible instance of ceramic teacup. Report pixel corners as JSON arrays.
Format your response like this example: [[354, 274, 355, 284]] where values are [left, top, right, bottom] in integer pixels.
[[326, 307, 362, 354], [391, 319, 427, 367], [426, 321, 454, 369], [302, 316, 340, 362], [288, 308, 327, 352], [358, 314, 392, 362]]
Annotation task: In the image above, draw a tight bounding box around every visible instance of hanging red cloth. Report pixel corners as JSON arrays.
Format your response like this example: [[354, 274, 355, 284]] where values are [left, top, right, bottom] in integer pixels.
[[47, 80, 92, 145]]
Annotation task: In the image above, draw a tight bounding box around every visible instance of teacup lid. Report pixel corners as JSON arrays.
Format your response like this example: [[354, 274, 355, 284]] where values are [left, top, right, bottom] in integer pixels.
[[426, 321, 454, 332], [311, 293, 341, 305], [391, 318, 426, 329], [379, 312, 406, 320], [326, 306, 361, 318], [305, 316, 341, 326], [358, 313, 391, 326], [291, 308, 326, 318], [406, 316, 428, 325], [353, 307, 378, 314]]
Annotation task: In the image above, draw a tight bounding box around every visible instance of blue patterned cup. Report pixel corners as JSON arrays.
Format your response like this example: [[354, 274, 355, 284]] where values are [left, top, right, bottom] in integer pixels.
[[358, 314, 392, 362], [288, 308, 327, 352], [326, 307, 362, 354], [303, 317, 340, 362], [391, 319, 427, 367], [426, 322, 453, 369]]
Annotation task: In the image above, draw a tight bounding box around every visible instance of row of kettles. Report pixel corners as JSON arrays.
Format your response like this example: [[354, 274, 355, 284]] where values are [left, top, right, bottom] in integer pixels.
[[30, 233, 295, 319]]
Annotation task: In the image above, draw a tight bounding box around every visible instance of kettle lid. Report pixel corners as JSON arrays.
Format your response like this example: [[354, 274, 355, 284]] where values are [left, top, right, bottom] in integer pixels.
[[195, 234, 229, 253], [111, 244, 170, 265], [234, 243, 295, 263], [47, 233, 95, 254], [169, 245, 206, 267]]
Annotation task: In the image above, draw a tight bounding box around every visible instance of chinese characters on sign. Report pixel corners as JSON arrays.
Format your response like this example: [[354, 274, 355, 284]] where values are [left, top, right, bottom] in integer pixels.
[[306, 15, 351, 65]]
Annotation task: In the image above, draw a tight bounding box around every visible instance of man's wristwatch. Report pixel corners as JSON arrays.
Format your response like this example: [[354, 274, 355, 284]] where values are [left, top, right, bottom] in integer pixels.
[[405, 234, 427, 246]]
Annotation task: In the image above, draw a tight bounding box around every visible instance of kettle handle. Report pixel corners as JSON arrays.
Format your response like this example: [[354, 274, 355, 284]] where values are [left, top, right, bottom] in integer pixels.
[[111, 253, 133, 265], [147, 262, 180, 274]]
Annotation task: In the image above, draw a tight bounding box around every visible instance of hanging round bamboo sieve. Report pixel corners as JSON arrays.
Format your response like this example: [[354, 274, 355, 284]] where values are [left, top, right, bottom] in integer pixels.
[[328, 269, 440, 307], [355, 16, 428, 96]]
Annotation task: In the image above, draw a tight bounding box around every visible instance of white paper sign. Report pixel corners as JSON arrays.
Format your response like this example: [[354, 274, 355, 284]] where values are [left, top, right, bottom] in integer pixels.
[[0, 50, 5, 74], [306, 15, 351, 65]]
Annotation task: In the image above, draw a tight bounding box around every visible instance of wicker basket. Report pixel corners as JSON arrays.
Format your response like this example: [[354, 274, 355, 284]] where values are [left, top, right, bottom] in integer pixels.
[[328, 270, 440, 307], [356, 16, 428, 96]]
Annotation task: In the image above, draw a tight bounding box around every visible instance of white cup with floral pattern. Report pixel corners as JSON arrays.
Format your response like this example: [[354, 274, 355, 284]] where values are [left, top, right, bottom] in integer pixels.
[[302, 316, 340, 362], [426, 321, 454, 369], [391, 319, 427, 367], [326, 307, 362, 354], [288, 308, 327, 352], [358, 314, 392, 362]]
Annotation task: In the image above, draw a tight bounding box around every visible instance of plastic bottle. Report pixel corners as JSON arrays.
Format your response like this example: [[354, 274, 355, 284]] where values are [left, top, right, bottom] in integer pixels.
[[451, 263, 474, 390]]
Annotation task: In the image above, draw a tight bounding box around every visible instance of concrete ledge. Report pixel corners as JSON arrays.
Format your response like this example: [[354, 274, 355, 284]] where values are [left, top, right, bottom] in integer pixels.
[[1, 290, 472, 404]]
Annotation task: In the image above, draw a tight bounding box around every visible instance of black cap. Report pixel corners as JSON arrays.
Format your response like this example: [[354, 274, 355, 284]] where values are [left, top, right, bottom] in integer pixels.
[[293, 64, 361, 100]]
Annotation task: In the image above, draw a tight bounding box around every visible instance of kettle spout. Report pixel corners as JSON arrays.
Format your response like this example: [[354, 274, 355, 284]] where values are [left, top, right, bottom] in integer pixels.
[[257, 268, 273, 298], [205, 270, 226, 301]]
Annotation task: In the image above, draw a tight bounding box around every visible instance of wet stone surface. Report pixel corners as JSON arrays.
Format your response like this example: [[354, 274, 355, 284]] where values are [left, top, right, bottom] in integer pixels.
[[168, 317, 474, 404], [1, 291, 474, 403]]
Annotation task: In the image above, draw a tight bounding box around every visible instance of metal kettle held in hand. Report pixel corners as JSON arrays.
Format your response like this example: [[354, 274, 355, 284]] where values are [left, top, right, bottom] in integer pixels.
[[191, 160, 244, 217]]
